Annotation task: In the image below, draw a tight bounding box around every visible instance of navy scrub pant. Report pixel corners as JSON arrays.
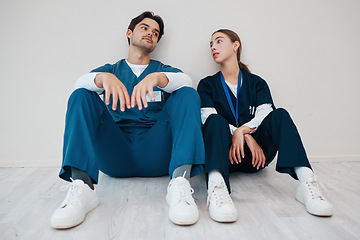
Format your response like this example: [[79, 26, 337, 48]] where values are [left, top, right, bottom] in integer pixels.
[[203, 108, 312, 192], [59, 87, 205, 184]]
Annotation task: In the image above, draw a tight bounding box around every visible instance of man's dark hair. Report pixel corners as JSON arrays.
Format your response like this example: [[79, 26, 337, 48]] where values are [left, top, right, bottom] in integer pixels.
[[127, 11, 164, 44]]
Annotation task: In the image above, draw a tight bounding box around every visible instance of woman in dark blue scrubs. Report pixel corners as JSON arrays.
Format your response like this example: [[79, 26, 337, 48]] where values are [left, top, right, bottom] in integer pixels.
[[197, 29, 333, 223]]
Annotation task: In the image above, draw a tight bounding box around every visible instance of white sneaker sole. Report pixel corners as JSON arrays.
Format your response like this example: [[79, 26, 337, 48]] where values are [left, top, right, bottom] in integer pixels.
[[295, 188, 333, 217], [168, 212, 199, 226], [166, 194, 199, 225], [51, 199, 99, 229], [209, 211, 238, 223]]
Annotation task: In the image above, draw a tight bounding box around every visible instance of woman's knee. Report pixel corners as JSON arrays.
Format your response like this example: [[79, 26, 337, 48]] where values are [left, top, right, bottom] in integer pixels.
[[205, 114, 228, 126], [269, 108, 292, 121], [203, 114, 230, 134]]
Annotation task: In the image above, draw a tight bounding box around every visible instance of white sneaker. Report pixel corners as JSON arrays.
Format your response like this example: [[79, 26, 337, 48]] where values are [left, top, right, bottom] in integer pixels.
[[166, 176, 199, 225], [207, 181, 238, 222], [50, 179, 99, 229], [295, 174, 333, 217]]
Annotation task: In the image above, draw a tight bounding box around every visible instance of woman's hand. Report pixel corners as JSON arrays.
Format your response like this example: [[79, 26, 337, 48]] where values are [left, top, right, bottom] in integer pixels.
[[229, 128, 245, 164], [229, 126, 254, 164], [244, 134, 265, 170]]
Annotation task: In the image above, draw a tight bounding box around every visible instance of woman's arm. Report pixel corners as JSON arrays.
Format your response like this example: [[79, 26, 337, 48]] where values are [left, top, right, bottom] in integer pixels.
[[243, 103, 273, 133], [244, 134, 265, 169], [229, 125, 254, 164]]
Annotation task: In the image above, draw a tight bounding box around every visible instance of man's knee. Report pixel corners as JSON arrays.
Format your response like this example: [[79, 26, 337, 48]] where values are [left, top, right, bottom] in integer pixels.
[[172, 87, 200, 105], [68, 88, 101, 108], [69, 88, 96, 101]]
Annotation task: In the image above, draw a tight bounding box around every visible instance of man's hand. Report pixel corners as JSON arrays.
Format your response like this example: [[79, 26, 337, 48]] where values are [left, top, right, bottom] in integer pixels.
[[244, 134, 265, 170], [229, 125, 255, 164], [94, 73, 130, 112], [131, 72, 168, 110]]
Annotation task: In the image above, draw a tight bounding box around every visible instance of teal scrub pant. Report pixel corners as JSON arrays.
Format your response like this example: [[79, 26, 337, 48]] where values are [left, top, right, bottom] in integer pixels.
[[59, 87, 205, 183], [203, 108, 312, 193]]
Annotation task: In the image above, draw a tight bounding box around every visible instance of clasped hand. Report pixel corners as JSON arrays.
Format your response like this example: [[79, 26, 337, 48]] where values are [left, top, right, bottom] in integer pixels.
[[229, 127, 266, 170], [95, 72, 167, 111]]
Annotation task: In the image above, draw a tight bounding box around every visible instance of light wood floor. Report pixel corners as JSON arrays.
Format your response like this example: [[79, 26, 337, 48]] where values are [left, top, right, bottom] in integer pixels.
[[1, 161, 359, 240]]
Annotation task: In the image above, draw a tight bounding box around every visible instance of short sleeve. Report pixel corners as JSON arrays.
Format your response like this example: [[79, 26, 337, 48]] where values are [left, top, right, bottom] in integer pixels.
[[90, 63, 116, 74], [160, 64, 182, 73], [197, 78, 215, 108], [256, 78, 274, 107]]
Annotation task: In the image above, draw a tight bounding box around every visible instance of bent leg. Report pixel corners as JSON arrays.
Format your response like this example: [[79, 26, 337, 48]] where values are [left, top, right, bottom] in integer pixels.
[[162, 87, 205, 178], [252, 108, 312, 179], [203, 114, 232, 191], [60, 88, 133, 183]]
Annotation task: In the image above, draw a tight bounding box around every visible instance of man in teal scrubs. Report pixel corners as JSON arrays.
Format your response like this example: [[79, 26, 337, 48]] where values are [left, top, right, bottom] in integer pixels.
[[50, 11, 204, 229]]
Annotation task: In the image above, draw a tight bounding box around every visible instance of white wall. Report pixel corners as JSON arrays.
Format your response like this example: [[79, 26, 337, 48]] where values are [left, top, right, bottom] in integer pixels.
[[1, 0, 359, 167]]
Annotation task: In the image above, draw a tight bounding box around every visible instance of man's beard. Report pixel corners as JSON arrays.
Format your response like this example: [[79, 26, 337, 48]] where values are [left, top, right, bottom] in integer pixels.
[[131, 37, 155, 53]]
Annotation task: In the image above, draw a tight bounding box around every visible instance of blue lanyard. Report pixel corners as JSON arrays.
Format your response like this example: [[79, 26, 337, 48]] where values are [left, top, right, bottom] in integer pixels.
[[220, 70, 242, 127]]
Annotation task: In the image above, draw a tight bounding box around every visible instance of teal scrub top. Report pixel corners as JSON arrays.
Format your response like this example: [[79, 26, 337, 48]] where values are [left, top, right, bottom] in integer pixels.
[[91, 59, 182, 128]]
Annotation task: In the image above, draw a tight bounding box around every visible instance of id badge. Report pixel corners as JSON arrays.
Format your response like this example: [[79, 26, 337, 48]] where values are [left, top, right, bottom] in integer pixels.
[[146, 91, 162, 102]]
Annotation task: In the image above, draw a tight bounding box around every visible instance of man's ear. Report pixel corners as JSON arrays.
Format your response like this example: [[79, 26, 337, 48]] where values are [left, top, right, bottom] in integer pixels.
[[126, 29, 132, 40]]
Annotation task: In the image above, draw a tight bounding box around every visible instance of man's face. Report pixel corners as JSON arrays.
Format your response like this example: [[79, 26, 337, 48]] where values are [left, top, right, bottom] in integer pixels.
[[127, 18, 160, 53]]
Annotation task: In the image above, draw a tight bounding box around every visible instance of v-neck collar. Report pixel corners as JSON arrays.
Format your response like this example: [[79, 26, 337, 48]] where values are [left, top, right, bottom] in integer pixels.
[[218, 71, 248, 116], [218, 71, 246, 99], [124, 59, 153, 79]]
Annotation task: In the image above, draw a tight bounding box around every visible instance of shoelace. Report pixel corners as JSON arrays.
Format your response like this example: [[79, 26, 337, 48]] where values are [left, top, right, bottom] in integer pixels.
[[306, 176, 326, 201], [59, 178, 83, 208], [170, 172, 194, 205], [207, 182, 232, 207]]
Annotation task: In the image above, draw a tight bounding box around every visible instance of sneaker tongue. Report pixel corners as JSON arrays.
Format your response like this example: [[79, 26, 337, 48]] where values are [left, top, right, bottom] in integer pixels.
[[209, 181, 225, 192], [73, 179, 85, 185], [172, 178, 194, 203], [307, 178, 324, 199], [307, 174, 317, 182], [213, 185, 230, 206]]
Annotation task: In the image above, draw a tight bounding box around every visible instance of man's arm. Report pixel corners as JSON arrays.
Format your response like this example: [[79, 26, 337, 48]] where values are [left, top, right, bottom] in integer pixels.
[[130, 71, 192, 110], [160, 72, 192, 93], [74, 72, 130, 111], [74, 72, 104, 94], [94, 72, 131, 112], [130, 72, 168, 110], [76, 70, 192, 111]]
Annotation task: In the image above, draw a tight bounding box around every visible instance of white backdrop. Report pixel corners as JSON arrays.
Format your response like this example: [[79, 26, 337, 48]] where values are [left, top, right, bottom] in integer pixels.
[[1, 0, 359, 166]]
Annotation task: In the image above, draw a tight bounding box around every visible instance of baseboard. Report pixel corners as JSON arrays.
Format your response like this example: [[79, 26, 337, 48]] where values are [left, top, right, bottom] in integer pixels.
[[308, 155, 360, 163], [0, 159, 61, 168], [0, 156, 359, 168]]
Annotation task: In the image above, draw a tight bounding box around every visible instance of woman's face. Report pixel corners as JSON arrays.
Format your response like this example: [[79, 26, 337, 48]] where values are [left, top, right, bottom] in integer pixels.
[[210, 32, 239, 65]]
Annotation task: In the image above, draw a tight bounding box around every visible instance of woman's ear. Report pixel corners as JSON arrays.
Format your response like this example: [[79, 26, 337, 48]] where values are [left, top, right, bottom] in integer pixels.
[[233, 41, 240, 52]]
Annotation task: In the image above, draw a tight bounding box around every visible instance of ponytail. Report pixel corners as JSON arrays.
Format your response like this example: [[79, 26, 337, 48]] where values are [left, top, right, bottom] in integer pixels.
[[239, 61, 250, 73]]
